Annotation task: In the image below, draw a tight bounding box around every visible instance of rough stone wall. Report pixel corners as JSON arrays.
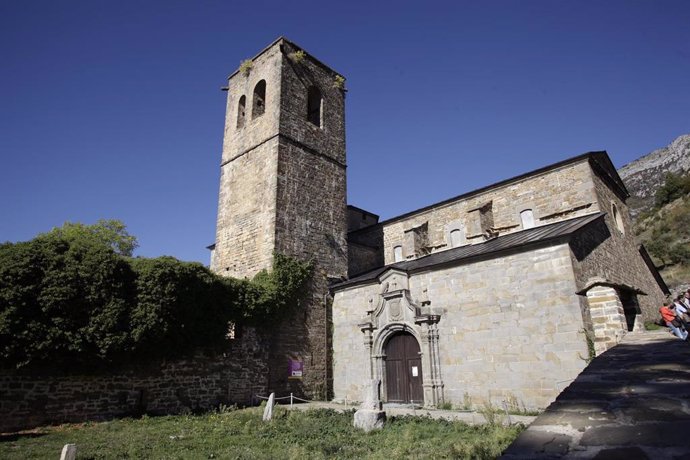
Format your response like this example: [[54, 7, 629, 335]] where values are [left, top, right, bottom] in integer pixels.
[[211, 39, 347, 398], [333, 243, 589, 411], [569, 170, 667, 322], [585, 285, 628, 355], [213, 139, 278, 277], [348, 242, 382, 277], [270, 141, 347, 397], [278, 41, 346, 166], [0, 328, 268, 433], [212, 42, 284, 278], [352, 161, 600, 266]]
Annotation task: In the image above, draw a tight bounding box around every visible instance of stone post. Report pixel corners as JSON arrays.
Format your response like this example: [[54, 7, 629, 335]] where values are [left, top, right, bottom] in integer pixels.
[[353, 379, 386, 432]]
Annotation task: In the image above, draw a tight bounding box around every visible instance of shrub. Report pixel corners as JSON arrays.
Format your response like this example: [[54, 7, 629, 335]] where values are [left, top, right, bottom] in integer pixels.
[[0, 233, 135, 368], [129, 257, 231, 358], [0, 221, 313, 370]]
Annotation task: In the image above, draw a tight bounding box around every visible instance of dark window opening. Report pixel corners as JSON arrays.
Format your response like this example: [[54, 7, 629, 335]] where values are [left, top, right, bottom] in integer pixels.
[[237, 95, 246, 128], [307, 86, 322, 126], [619, 289, 640, 332], [252, 80, 266, 118]]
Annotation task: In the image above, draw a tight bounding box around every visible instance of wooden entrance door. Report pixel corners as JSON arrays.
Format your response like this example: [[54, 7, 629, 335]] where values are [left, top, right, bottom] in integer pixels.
[[384, 332, 423, 404]]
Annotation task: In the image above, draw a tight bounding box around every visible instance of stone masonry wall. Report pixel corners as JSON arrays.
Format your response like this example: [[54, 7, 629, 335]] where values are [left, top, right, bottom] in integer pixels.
[[213, 139, 278, 277], [212, 40, 284, 278], [351, 160, 599, 266], [0, 328, 269, 433], [268, 142, 347, 398], [570, 171, 667, 322], [585, 285, 628, 355], [263, 40, 348, 398], [333, 243, 589, 411]]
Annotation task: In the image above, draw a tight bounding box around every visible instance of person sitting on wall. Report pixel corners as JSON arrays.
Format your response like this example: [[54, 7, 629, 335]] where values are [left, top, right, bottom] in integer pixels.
[[673, 295, 690, 329], [683, 290, 690, 309], [659, 303, 688, 341]]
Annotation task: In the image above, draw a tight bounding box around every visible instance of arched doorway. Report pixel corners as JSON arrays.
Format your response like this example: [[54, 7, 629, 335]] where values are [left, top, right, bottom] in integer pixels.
[[384, 332, 423, 404]]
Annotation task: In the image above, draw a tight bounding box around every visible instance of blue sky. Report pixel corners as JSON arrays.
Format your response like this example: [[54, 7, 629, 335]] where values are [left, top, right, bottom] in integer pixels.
[[1, 0, 689, 264]]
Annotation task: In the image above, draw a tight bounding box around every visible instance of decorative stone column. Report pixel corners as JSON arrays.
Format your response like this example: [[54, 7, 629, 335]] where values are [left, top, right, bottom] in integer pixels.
[[358, 269, 445, 408], [417, 313, 444, 408]]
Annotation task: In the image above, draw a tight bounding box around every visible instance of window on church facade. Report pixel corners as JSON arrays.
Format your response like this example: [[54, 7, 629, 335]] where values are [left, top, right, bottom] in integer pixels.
[[450, 228, 463, 247], [307, 86, 322, 127], [520, 209, 535, 229], [393, 245, 403, 262], [237, 95, 246, 128], [252, 80, 266, 118], [612, 202, 625, 234]]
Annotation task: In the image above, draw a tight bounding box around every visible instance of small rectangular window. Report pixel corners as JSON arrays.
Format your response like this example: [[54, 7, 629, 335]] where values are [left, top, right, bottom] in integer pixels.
[[393, 245, 403, 262]]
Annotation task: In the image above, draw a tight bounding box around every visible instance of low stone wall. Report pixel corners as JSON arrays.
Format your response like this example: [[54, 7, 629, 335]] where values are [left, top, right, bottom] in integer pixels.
[[0, 328, 268, 433]]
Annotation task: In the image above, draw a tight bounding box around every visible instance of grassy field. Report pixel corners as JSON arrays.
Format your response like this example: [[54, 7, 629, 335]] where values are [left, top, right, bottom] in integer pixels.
[[0, 407, 525, 459]]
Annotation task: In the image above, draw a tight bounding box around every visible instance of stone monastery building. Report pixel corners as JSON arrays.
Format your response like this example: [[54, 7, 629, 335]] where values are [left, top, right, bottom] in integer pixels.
[[210, 38, 668, 410]]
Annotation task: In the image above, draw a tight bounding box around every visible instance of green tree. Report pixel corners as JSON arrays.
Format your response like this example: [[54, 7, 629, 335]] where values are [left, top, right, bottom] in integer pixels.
[[41, 219, 138, 256], [0, 220, 312, 371], [129, 257, 231, 357], [0, 234, 134, 368], [654, 173, 690, 208]]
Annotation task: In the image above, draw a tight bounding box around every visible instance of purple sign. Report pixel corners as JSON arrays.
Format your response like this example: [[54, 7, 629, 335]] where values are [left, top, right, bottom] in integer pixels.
[[288, 359, 303, 379]]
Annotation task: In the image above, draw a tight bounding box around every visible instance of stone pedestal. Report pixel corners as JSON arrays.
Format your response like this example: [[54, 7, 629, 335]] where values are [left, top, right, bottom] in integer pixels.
[[353, 379, 386, 432], [353, 409, 386, 432]]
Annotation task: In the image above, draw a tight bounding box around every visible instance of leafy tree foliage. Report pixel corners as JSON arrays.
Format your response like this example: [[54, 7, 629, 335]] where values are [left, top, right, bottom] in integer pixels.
[[0, 221, 312, 370], [129, 257, 231, 358], [0, 233, 134, 368], [636, 172, 690, 268], [41, 219, 139, 256], [654, 173, 690, 208], [229, 253, 314, 325]]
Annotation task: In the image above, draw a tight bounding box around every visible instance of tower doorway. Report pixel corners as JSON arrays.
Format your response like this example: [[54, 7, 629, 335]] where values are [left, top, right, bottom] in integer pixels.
[[384, 332, 423, 404]]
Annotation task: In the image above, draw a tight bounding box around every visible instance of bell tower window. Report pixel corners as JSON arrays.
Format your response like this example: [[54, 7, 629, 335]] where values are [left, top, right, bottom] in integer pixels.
[[237, 95, 246, 128], [252, 80, 266, 118], [307, 86, 322, 127]]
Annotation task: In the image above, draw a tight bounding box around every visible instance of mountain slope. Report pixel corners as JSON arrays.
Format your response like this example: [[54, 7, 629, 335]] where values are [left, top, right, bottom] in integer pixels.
[[618, 134, 690, 217]]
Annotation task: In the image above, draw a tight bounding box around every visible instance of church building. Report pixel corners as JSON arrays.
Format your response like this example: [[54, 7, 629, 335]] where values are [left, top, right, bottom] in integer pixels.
[[210, 37, 668, 410]]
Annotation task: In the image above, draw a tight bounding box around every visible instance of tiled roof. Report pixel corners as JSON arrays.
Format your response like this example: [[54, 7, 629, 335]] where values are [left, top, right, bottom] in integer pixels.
[[332, 212, 605, 290]]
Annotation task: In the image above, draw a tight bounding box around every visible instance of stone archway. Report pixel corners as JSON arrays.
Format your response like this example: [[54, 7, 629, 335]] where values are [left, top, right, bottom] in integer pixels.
[[358, 269, 445, 408]]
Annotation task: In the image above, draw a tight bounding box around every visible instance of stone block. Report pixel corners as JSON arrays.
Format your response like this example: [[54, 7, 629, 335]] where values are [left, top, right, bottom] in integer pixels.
[[353, 409, 386, 432]]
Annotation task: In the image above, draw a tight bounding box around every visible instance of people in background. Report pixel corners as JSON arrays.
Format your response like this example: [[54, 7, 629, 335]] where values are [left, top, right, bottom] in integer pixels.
[[673, 295, 690, 329], [660, 302, 688, 340]]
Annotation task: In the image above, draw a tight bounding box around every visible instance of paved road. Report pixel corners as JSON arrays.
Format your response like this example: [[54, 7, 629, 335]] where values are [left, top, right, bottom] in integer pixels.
[[501, 330, 690, 459]]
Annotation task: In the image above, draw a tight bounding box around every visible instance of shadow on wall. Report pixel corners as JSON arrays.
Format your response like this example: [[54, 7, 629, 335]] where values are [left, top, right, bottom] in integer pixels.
[[348, 225, 385, 277], [569, 219, 611, 262]]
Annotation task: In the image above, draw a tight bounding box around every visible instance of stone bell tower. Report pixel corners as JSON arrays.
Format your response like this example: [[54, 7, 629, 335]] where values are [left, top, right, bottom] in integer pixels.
[[211, 37, 348, 397]]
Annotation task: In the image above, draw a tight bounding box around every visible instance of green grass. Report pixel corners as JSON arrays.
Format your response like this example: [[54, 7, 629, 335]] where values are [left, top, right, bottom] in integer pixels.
[[0, 407, 525, 459]]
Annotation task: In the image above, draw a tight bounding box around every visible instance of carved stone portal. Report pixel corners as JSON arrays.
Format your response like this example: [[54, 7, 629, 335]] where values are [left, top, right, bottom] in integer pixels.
[[358, 269, 444, 408]]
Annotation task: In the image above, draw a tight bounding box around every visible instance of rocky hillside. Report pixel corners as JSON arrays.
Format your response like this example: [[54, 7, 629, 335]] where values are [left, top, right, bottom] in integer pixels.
[[618, 134, 690, 217]]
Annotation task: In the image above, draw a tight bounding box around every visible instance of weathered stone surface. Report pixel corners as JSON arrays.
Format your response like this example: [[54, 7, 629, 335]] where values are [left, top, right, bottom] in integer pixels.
[[60, 444, 77, 460], [0, 328, 269, 433], [211, 38, 348, 398], [353, 409, 386, 432], [501, 331, 690, 458], [592, 446, 649, 459], [335, 151, 666, 410], [618, 133, 690, 217], [263, 393, 275, 421], [360, 379, 382, 411], [502, 430, 572, 456]]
